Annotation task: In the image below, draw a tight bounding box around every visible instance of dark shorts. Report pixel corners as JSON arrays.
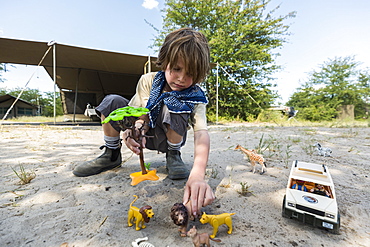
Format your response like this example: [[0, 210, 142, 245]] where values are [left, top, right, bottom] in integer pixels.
[[96, 94, 189, 153], [95, 94, 130, 132]]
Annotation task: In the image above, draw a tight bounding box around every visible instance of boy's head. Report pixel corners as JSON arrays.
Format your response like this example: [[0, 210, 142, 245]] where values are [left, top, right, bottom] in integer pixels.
[[156, 27, 210, 84]]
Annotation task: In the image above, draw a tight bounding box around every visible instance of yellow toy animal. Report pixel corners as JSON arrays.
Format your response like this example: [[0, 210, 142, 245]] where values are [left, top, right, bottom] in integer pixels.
[[199, 212, 235, 238], [127, 195, 154, 231]]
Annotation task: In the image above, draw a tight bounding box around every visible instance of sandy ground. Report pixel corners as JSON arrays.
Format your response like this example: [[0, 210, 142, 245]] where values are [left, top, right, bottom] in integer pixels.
[[0, 123, 369, 247]]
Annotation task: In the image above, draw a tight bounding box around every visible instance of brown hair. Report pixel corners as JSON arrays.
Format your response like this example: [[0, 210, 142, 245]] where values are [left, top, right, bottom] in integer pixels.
[[156, 27, 210, 84]]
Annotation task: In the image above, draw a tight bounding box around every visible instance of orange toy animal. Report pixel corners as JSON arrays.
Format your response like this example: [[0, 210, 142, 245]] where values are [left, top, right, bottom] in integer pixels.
[[187, 225, 221, 247], [127, 195, 154, 231], [235, 144, 267, 175], [199, 212, 235, 238]]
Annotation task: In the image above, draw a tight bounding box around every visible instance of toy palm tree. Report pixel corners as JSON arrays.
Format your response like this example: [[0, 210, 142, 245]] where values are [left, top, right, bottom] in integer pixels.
[[101, 106, 159, 186]]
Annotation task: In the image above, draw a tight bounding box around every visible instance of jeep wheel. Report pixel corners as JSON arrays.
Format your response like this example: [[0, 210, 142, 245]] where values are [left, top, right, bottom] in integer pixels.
[[332, 213, 341, 235], [282, 195, 287, 218]]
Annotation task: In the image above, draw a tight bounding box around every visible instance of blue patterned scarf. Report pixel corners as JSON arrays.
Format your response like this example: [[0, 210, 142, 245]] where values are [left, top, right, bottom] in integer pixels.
[[146, 71, 208, 128]]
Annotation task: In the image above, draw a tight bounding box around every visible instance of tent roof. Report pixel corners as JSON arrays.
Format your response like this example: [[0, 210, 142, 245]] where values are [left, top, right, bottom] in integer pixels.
[[0, 94, 38, 108], [0, 37, 158, 97]]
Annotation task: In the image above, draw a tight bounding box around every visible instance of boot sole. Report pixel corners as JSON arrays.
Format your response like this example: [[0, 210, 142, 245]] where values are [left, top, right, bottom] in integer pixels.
[[73, 164, 122, 177]]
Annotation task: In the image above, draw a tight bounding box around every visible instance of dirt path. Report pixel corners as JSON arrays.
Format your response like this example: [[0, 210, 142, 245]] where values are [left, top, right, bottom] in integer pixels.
[[0, 124, 369, 246]]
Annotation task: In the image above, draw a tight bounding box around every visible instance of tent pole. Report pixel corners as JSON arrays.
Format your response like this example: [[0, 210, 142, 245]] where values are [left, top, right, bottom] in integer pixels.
[[148, 55, 151, 73], [53, 43, 57, 124], [144, 55, 151, 74], [216, 63, 219, 124], [73, 69, 80, 123]]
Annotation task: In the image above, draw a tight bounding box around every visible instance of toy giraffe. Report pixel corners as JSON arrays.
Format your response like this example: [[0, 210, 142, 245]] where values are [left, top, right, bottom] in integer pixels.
[[235, 144, 267, 175]]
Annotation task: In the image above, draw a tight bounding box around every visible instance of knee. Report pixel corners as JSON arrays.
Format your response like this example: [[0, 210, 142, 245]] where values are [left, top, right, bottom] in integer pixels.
[[103, 94, 129, 105], [166, 124, 186, 138]]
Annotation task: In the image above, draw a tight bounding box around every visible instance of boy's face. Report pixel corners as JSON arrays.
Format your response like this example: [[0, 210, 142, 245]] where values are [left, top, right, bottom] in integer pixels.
[[165, 58, 193, 91]]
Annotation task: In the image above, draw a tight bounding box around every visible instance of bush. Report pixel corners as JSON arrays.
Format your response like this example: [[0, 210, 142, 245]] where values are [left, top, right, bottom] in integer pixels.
[[256, 110, 283, 122]]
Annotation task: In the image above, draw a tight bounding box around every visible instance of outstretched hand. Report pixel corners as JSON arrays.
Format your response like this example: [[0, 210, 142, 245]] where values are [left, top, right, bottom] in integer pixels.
[[183, 174, 215, 217]]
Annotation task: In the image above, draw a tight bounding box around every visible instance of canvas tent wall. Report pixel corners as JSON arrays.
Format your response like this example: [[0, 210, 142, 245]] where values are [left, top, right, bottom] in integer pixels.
[[0, 37, 158, 121]]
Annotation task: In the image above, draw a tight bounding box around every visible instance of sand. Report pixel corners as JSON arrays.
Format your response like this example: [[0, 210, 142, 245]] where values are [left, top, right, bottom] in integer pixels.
[[0, 123, 369, 247]]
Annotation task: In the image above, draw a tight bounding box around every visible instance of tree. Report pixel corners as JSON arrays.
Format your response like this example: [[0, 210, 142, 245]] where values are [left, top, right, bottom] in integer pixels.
[[7, 88, 42, 105], [39, 91, 63, 117], [0, 88, 6, 95], [354, 71, 370, 118], [287, 56, 370, 120], [151, 0, 295, 120]]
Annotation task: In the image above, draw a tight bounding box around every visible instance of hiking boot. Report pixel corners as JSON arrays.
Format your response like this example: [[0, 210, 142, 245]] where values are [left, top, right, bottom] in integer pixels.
[[166, 150, 189, 180], [73, 145, 122, 177]]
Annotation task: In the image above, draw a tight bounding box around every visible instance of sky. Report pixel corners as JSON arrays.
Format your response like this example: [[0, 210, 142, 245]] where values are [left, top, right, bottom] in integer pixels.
[[1, 0, 369, 104]]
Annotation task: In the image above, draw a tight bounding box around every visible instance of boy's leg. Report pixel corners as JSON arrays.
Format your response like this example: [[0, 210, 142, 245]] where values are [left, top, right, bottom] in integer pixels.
[[72, 94, 128, 177], [165, 126, 190, 180], [146, 105, 190, 180]]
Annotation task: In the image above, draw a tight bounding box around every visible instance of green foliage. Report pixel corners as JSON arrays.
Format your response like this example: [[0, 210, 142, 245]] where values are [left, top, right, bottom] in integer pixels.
[[42, 91, 63, 117], [151, 0, 295, 120], [282, 143, 292, 169], [255, 133, 280, 158], [296, 105, 338, 121], [256, 110, 282, 122], [144, 162, 151, 170], [0, 87, 63, 117], [239, 182, 254, 196], [287, 56, 370, 121], [101, 106, 149, 124], [255, 134, 268, 154]]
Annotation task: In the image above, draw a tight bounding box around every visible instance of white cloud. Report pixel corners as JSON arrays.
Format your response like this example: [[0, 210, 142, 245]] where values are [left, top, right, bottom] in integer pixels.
[[142, 0, 159, 10]]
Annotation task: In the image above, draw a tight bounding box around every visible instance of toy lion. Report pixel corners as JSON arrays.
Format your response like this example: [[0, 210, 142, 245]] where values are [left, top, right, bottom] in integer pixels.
[[170, 202, 189, 237], [128, 195, 154, 231]]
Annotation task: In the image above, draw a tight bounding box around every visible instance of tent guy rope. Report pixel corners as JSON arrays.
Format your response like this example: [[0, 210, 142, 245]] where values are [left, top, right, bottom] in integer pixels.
[[0, 45, 52, 125], [217, 63, 262, 109]]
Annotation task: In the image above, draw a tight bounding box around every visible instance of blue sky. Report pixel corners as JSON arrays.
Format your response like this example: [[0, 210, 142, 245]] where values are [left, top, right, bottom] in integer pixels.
[[1, 0, 369, 103]]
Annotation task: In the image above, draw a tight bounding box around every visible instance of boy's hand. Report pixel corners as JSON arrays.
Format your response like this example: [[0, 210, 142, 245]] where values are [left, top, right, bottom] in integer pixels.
[[122, 129, 146, 155], [183, 174, 215, 217]]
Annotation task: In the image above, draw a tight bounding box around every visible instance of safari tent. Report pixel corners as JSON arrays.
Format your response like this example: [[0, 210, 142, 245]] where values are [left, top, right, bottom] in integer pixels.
[[0, 94, 39, 119], [0, 37, 158, 121]]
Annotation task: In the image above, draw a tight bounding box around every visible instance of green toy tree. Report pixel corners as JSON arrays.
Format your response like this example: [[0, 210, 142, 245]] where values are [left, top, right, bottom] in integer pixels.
[[102, 106, 159, 185]]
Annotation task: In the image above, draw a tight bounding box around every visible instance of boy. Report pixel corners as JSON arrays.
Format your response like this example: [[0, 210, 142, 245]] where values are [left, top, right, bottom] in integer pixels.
[[73, 27, 215, 216]]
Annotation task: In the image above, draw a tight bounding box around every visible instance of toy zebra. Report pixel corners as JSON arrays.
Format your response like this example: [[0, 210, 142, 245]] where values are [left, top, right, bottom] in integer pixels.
[[314, 143, 332, 157]]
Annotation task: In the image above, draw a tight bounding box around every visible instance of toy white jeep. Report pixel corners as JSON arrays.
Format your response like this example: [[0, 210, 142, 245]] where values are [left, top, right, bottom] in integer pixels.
[[282, 160, 340, 234]]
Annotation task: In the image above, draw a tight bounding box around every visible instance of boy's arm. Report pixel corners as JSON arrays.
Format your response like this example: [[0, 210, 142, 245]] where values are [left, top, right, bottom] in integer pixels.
[[183, 129, 215, 217], [124, 72, 155, 154], [129, 72, 156, 108]]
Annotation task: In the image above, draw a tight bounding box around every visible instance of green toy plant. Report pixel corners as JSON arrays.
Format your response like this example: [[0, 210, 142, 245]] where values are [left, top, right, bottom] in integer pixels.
[[144, 162, 151, 170]]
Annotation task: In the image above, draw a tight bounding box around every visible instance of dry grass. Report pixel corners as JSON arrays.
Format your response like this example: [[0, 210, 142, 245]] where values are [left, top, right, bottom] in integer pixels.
[[5, 116, 65, 122], [11, 164, 36, 185], [238, 182, 254, 197], [215, 118, 370, 128]]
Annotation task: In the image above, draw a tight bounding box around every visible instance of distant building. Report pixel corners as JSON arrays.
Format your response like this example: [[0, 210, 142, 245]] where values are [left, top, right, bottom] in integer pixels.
[[0, 94, 39, 119]]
